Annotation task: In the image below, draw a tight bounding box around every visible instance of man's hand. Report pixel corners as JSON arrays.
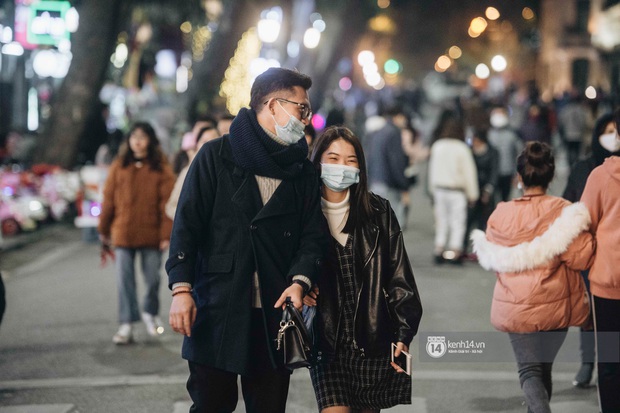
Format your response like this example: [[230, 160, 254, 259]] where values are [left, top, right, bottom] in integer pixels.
[[160, 240, 170, 251], [302, 286, 319, 307], [274, 283, 304, 311], [169, 292, 197, 337]]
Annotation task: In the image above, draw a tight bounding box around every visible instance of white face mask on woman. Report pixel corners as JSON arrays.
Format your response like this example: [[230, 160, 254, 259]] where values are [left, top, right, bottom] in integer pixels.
[[599, 131, 620, 153], [272, 101, 306, 144], [320, 163, 360, 192]]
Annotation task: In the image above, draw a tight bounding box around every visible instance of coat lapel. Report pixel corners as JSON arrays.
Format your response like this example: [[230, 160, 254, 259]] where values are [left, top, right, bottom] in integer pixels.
[[230, 165, 263, 224], [253, 179, 297, 222]]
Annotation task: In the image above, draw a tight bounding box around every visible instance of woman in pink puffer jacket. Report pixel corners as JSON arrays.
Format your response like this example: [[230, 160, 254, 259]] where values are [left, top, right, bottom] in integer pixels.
[[472, 142, 594, 413]]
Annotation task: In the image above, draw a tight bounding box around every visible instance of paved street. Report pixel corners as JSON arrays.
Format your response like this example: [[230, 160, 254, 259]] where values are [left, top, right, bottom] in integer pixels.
[[0, 158, 601, 413]]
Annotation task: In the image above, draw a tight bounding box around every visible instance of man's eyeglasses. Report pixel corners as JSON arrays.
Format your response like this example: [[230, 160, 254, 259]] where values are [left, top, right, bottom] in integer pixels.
[[264, 98, 312, 120]]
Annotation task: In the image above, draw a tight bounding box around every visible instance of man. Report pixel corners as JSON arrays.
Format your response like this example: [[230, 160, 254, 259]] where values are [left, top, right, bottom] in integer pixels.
[[166, 67, 326, 413], [364, 105, 410, 226]]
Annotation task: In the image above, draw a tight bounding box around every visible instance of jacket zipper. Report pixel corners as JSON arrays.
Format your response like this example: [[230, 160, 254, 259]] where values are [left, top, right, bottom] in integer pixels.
[[352, 228, 379, 356]]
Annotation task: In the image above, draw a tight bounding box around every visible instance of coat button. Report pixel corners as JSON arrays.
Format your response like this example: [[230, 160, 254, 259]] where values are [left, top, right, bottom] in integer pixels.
[[177, 252, 185, 260], [250, 225, 257, 230], [284, 231, 291, 237], [316, 356, 322, 361]]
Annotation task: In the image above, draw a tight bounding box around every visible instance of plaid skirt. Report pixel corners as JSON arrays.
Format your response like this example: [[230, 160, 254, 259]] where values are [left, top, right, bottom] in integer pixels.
[[310, 236, 411, 410]]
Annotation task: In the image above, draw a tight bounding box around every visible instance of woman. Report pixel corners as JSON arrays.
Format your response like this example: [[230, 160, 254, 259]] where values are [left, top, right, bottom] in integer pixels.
[[472, 142, 594, 413], [305, 126, 423, 413], [428, 109, 479, 264], [165, 125, 219, 220], [98, 122, 175, 344], [563, 112, 619, 388], [580, 109, 620, 413]]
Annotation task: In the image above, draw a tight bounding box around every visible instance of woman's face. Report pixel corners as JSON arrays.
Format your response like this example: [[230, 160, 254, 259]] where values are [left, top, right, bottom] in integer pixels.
[[602, 121, 616, 136], [129, 128, 150, 158], [320, 138, 359, 168]]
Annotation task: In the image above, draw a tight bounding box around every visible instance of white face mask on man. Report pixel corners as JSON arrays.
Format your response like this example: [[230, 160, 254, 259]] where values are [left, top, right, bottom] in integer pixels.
[[599, 131, 620, 153], [272, 101, 306, 144]]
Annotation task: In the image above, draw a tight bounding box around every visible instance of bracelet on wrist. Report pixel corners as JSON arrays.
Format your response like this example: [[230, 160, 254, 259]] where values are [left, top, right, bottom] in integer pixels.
[[172, 290, 192, 297]]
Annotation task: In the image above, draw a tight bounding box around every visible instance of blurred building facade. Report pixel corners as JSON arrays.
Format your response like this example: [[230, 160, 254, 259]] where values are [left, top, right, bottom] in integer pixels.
[[538, 0, 620, 101]]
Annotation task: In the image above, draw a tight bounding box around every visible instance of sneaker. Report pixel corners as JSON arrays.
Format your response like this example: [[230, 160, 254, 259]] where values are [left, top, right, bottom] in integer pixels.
[[573, 362, 594, 388], [142, 312, 164, 336], [112, 323, 133, 345]]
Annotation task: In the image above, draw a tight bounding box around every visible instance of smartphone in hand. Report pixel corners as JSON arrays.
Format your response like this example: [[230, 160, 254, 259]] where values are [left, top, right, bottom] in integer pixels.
[[391, 343, 412, 376]]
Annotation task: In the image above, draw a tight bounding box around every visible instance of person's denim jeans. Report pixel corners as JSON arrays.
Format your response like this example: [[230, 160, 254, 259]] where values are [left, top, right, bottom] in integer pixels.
[[508, 330, 567, 413], [115, 247, 162, 324]]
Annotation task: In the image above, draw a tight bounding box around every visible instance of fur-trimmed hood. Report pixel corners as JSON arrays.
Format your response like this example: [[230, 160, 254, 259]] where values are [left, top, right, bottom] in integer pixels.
[[472, 197, 594, 333], [472, 201, 591, 273]]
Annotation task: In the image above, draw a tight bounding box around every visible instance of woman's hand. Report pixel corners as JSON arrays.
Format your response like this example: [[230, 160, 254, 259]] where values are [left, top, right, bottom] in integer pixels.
[[390, 342, 409, 373], [160, 240, 170, 251], [274, 283, 304, 311], [303, 286, 319, 307]]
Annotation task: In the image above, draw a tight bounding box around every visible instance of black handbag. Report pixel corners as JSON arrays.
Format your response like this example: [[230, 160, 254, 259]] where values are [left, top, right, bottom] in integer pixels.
[[276, 297, 313, 370]]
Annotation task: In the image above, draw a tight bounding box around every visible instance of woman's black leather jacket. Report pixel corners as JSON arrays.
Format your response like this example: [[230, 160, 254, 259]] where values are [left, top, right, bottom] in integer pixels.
[[313, 194, 423, 359]]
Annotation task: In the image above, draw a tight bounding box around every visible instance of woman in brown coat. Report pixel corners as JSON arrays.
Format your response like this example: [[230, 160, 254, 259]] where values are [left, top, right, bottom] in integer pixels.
[[98, 122, 175, 344]]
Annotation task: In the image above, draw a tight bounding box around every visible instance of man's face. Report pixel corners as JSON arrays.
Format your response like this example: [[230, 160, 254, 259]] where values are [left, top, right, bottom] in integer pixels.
[[263, 86, 311, 134]]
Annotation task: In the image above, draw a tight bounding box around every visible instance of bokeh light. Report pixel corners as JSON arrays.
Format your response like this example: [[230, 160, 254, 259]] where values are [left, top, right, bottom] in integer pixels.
[[485, 7, 500, 21], [522, 7, 535, 20], [384, 59, 401, 74], [339, 77, 353, 91], [491, 55, 507, 72], [357, 50, 375, 66], [470, 17, 488, 35], [436, 55, 451, 71], [475, 63, 490, 79], [312, 114, 326, 130], [448, 46, 462, 59], [585, 86, 597, 100]]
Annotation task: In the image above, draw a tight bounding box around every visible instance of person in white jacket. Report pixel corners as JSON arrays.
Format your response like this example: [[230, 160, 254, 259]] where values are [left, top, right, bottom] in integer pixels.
[[428, 110, 479, 264]]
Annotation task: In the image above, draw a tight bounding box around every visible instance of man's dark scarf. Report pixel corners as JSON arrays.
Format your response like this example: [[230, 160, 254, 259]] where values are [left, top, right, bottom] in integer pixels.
[[228, 107, 308, 179]]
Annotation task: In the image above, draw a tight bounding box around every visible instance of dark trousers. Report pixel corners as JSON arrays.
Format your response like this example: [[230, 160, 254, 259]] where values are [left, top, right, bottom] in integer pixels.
[[0, 273, 5, 327], [497, 175, 513, 202], [594, 296, 620, 413], [186, 310, 291, 413]]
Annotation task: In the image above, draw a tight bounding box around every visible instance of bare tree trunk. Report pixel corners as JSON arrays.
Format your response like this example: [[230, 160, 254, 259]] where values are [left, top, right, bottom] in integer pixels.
[[187, 0, 278, 117], [34, 0, 126, 169]]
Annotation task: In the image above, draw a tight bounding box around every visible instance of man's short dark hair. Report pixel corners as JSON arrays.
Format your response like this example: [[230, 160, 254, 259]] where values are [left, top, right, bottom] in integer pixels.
[[250, 68, 312, 111]]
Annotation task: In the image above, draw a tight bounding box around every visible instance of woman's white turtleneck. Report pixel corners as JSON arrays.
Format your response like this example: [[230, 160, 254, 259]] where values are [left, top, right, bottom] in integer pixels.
[[321, 190, 350, 246]]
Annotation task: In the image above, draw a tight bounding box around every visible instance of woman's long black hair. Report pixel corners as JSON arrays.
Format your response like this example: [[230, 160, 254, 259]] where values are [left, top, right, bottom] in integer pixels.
[[118, 122, 165, 171], [310, 126, 373, 233]]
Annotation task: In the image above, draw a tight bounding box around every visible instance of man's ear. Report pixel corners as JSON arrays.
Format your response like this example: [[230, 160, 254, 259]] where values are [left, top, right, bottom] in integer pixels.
[[263, 97, 276, 116]]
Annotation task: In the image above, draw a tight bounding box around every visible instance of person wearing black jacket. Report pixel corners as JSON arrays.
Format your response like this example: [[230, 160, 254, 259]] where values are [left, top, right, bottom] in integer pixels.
[[463, 129, 499, 258], [304, 126, 422, 412], [563, 112, 620, 389], [166, 68, 327, 413]]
